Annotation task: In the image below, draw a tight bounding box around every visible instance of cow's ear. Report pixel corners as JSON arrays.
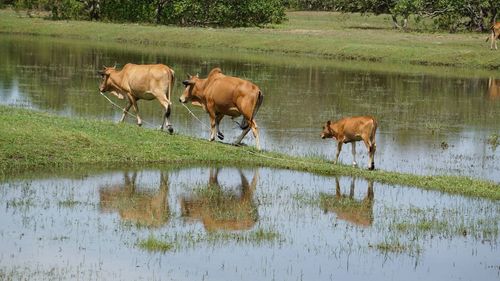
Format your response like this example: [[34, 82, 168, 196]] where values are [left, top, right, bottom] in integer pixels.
[[326, 120, 331, 126]]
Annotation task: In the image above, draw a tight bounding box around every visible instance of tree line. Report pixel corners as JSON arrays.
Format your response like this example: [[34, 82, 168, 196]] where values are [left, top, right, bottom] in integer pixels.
[[3, 0, 286, 27], [285, 0, 499, 32], [3, 0, 499, 31]]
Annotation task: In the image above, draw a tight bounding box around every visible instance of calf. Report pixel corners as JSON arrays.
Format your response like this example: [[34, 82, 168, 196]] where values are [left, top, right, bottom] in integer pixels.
[[321, 116, 377, 170], [486, 22, 500, 50]]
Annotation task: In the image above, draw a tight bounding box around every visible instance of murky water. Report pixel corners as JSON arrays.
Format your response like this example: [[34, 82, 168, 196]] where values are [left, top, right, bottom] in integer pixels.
[[1, 35, 500, 181], [0, 167, 498, 280]]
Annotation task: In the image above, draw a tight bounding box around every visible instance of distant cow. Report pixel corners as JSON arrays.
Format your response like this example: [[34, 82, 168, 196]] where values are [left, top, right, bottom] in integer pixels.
[[321, 116, 377, 170], [486, 22, 500, 50], [98, 63, 175, 133], [179, 68, 263, 149]]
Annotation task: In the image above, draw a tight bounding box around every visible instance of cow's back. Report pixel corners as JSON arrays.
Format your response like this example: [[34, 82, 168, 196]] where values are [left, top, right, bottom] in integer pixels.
[[206, 75, 260, 110], [334, 116, 376, 142], [122, 63, 172, 93]]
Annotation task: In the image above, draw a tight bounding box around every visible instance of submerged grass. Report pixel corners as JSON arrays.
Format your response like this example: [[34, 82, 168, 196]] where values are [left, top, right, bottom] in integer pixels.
[[136, 228, 282, 252], [0, 9, 499, 71], [1, 106, 500, 200]]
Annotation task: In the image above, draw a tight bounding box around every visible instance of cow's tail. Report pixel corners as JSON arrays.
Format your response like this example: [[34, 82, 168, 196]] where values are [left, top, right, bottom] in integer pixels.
[[167, 69, 175, 104], [369, 117, 378, 153]]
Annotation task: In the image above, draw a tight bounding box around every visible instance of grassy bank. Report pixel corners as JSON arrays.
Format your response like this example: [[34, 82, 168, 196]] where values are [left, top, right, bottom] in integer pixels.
[[0, 9, 499, 71], [1, 106, 499, 200]]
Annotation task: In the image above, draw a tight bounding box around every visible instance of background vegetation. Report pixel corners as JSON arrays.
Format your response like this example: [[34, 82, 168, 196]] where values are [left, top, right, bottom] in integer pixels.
[[1, 0, 286, 27], [2, 0, 499, 31], [286, 0, 500, 32]]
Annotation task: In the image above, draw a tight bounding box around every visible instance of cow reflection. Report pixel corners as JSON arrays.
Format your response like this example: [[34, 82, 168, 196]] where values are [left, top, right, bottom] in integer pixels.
[[488, 77, 500, 100], [99, 172, 170, 227], [181, 168, 259, 232], [320, 177, 374, 227]]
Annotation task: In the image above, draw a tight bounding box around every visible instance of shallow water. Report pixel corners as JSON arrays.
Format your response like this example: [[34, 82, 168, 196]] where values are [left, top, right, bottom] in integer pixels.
[[0, 167, 498, 280], [1, 35, 500, 181]]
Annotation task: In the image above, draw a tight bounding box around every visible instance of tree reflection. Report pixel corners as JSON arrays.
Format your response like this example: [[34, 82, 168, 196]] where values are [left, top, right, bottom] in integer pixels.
[[180, 168, 259, 232], [320, 177, 374, 227], [99, 172, 170, 228]]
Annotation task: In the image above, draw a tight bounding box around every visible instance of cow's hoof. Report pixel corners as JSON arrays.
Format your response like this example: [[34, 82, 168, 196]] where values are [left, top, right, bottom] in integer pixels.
[[167, 126, 174, 134], [217, 132, 224, 140], [368, 164, 375, 170], [137, 123, 143, 127]]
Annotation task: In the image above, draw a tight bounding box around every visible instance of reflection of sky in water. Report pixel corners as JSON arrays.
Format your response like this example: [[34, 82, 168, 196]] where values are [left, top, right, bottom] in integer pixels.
[[0, 36, 499, 182], [0, 168, 498, 280]]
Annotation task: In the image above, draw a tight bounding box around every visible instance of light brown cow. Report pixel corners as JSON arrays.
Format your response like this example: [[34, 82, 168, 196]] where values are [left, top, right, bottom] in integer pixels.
[[179, 68, 264, 149], [321, 116, 377, 170], [98, 63, 175, 133], [320, 177, 374, 227], [486, 22, 500, 50], [180, 168, 259, 232]]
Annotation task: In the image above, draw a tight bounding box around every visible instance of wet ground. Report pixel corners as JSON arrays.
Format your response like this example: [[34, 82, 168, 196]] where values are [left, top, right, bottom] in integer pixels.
[[1, 167, 498, 280]]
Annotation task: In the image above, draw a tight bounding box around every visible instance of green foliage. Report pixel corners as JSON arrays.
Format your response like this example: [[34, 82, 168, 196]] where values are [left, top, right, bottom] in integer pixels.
[[286, 0, 500, 32], [11, 0, 286, 26]]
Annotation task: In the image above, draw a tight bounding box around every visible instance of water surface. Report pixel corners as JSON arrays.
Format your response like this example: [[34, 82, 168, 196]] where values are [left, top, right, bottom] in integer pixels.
[[0, 167, 498, 280]]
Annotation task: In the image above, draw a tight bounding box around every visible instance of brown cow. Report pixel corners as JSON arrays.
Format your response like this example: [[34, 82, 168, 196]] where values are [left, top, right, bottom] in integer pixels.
[[180, 168, 259, 232], [486, 22, 500, 50], [320, 177, 374, 227], [321, 116, 377, 170], [179, 68, 263, 149], [98, 63, 175, 133]]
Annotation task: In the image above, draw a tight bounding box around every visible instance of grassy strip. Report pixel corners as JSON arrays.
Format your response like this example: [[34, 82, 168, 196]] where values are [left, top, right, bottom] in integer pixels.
[[0, 106, 499, 200], [0, 9, 499, 71]]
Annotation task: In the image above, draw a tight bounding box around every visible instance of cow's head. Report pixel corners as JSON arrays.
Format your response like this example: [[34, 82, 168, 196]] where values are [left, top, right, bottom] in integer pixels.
[[321, 120, 334, 139], [97, 65, 117, 93], [179, 74, 202, 103]]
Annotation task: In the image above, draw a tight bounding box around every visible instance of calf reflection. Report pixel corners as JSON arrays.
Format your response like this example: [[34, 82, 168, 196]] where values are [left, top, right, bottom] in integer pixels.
[[181, 168, 259, 232], [320, 177, 374, 227], [99, 172, 170, 228], [488, 77, 500, 100]]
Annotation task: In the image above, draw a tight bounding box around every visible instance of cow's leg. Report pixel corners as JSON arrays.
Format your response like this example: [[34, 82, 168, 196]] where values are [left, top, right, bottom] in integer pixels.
[[131, 99, 142, 126], [334, 141, 343, 164], [234, 127, 251, 146], [363, 137, 376, 170], [250, 119, 260, 150], [159, 99, 173, 134], [351, 142, 357, 167], [495, 33, 499, 50], [215, 114, 224, 140], [119, 101, 132, 123], [208, 112, 217, 142]]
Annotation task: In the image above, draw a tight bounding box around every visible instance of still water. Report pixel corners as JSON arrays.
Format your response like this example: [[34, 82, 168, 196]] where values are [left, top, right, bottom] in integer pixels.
[[0, 167, 498, 280], [1, 35, 500, 181]]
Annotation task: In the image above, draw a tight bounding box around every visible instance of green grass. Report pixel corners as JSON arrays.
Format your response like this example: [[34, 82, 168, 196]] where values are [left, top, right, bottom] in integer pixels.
[[136, 228, 282, 252], [137, 235, 174, 252], [0, 9, 499, 71], [1, 106, 500, 200]]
